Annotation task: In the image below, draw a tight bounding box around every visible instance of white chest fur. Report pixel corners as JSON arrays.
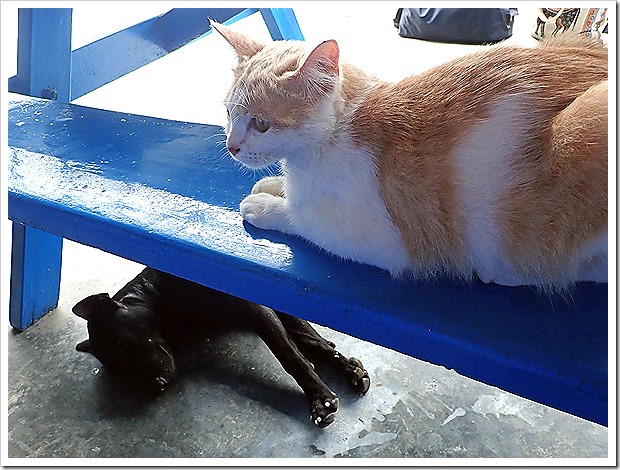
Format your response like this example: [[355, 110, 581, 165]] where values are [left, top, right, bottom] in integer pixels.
[[281, 139, 411, 275]]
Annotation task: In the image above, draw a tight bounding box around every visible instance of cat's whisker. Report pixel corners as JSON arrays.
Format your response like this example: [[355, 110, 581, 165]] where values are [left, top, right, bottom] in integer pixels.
[[256, 165, 279, 181], [230, 82, 250, 107], [280, 159, 312, 180], [236, 78, 250, 97], [239, 163, 255, 179], [228, 98, 247, 114], [224, 95, 249, 107], [203, 133, 227, 141], [224, 86, 251, 119], [230, 114, 245, 126]]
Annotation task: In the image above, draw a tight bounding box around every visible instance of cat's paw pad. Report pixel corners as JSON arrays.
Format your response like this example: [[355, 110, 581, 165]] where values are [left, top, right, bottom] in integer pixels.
[[310, 393, 339, 428], [240, 193, 289, 232], [251, 176, 285, 197]]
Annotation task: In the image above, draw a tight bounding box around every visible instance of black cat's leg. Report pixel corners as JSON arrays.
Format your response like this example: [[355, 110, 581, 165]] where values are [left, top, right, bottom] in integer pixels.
[[274, 311, 371, 395], [246, 304, 340, 427]]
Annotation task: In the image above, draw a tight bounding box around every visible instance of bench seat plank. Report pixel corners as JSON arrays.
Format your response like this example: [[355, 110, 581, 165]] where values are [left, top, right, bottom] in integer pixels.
[[7, 94, 608, 425]]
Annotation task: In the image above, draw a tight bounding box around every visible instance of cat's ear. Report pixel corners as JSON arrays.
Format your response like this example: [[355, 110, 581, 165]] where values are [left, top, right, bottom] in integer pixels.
[[297, 40, 340, 77], [76, 339, 93, 353], [72, 293, 115, 320], [210, 20, 265, 61], [285, 40, 340, 99]]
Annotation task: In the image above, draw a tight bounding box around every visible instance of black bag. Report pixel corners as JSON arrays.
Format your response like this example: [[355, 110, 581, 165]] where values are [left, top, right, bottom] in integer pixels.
[[396, 8, 518, 45]]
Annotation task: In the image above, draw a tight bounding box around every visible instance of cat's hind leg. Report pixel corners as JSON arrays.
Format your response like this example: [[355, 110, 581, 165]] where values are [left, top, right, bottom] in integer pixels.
[[548, 80, 608, 283], [549, 80, 607, 170], [247, 305, 340, 427], [274, 311, 371, 395]]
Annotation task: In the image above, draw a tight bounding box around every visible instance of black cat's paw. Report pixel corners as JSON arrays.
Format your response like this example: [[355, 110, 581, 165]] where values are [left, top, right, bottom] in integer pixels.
[[310, 393, 339, 428], [347, 357, 371, 395]]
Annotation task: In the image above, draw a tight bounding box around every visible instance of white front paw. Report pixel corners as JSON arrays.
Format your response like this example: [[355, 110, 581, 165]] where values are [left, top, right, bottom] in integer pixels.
[[240, 193, 291, 232], [251, 176, 285, 197]]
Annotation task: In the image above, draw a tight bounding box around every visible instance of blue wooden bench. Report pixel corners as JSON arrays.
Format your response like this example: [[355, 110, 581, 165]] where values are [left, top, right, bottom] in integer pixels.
[[7, 8, 608, 426]]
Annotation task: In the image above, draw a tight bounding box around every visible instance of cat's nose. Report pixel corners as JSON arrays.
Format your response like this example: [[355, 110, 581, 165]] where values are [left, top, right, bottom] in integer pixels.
[[227, 145, 241, 156]]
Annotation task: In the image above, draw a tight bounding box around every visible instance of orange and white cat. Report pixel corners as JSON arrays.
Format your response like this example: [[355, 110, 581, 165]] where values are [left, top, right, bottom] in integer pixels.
[[212, 22, 608, 289]]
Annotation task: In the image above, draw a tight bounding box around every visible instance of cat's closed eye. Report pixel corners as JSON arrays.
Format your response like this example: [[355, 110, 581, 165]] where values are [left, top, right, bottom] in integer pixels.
[[252, 116, 270, 133]]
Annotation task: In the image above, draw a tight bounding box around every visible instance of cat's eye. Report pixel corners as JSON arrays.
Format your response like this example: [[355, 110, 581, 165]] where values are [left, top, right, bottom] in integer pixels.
[[253, 116, 270, 133]]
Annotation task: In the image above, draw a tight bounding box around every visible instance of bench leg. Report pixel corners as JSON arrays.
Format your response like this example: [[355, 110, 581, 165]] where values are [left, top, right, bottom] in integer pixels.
[[9, 224, 63, 331], [260, 8, 305, 40]]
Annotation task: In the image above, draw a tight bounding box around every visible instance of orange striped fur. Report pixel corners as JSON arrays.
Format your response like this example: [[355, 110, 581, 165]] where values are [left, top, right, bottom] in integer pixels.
[[213, 22, 608, 288]]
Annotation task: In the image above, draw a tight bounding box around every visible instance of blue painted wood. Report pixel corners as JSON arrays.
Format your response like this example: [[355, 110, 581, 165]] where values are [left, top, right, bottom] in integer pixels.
[[260, 8, 305, 40], [6, 9, 70, 331], [70, 8, 250, 100], [5, 4, 303, 334], [10, 224, 63, 331], [8, 8, 304, 102], [8, 8, 72, 100], [7, 95, 608, 425]]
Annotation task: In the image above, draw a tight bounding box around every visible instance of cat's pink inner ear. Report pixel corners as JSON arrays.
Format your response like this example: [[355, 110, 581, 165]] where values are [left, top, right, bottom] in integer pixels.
[[297, 40, 340, 77], [210, 20, 265, 60]]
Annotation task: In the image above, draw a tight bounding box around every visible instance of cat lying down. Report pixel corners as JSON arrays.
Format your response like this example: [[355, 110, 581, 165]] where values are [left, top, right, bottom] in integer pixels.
[[212, 22, 608, 290], [73, 267, 370, 427]]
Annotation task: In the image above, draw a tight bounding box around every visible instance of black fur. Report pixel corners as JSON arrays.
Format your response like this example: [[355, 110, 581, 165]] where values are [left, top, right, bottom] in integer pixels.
[[73, 267, 370, 427]]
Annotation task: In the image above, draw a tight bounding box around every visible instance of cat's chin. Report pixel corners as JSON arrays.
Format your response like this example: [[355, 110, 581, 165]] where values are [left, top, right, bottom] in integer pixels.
[[232, 154, 279, 170]]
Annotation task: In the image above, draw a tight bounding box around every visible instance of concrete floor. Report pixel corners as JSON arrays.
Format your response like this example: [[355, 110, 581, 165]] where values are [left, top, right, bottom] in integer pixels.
[[3, 3, 611, 462], [5, 242, 610, 460]]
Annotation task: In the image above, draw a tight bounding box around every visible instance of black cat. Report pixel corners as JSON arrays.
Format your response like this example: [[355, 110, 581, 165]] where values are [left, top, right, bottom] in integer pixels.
[[73, 267, 370, 427]]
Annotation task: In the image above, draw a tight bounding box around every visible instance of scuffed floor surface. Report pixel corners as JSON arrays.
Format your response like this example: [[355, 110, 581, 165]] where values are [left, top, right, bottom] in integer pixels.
[[5, 4, 610, 461], [7, 242, 608, 459]]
